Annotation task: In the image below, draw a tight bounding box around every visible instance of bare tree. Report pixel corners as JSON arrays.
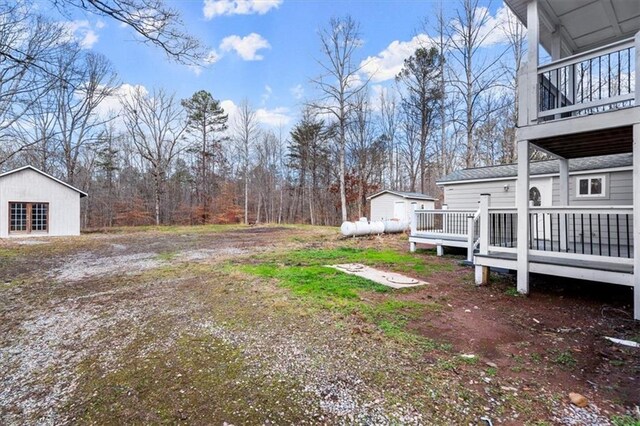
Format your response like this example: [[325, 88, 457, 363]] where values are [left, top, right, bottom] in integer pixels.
[[310, 16, 368, 222], [121, 88, 187, 225], [447, 0, 508, 168], [54, 49, 117, 184], [53, 0, 204, 64], [0, 2, 67, 164], [233, 100, 259, 225]]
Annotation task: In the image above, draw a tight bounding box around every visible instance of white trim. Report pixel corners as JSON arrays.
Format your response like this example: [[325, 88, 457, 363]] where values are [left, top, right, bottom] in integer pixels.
[[528, 263, 633, 287], [529, 249, 634, 265], [487, 246, 518, 254], [575, 174, 607, 198], [0, 165, 88, 197], [367, 189, 437, 201]]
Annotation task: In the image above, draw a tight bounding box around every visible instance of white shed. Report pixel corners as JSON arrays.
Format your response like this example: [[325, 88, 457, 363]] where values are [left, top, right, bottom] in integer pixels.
[[0, 166, 87, 238], [367, 190, 437, 222]]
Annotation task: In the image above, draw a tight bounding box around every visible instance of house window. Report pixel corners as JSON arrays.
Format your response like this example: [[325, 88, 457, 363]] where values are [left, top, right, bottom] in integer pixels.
[[576, 176, 605, 197], [9, 202, 49, 233]]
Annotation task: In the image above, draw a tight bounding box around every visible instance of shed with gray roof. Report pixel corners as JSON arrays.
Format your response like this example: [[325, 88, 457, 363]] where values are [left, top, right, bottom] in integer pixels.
[[437, 153, 633, 210]]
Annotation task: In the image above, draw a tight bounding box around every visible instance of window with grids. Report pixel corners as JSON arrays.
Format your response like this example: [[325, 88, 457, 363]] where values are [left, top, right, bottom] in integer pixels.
[[9, 202, 49, 233], [10, 203, 27, 232], [31, 203, 48, 231]]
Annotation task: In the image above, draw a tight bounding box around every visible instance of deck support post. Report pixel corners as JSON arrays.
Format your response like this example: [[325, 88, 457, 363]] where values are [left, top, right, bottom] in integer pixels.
[[633, 123, 640, 320], [559, 157, 569, 252], [410, 241, 416, 253], [436, 244, 443, 257], [475, 194, 491, 285], [467, 216, 475, 263], [517, 140, 531, 294]]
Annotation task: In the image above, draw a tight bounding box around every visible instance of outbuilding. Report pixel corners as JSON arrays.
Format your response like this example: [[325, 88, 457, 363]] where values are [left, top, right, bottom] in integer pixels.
[[367, 190, 437, 222], [0, 165, 87, 238]]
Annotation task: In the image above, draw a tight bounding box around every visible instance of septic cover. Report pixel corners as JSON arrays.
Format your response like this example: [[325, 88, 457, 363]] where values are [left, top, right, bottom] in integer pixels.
[[327, 264, 428, 289]]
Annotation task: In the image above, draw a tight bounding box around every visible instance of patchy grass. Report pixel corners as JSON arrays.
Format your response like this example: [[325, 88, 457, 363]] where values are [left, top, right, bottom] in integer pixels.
[[70, 333, 311, 424], [551, 350, 578, 368], [272, 246, 451, 275], [611, 415, 640, 426], [240, 247, 452, 351]]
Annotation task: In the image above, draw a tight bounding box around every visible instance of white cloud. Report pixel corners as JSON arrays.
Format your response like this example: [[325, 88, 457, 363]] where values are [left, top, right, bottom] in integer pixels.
[[221, 99, 292, 128], [290, 84, 304, 100], [187, 50, 221, 76], [359, 33, 432, 83], [220, 33, 271, 61], [261, 85, 272, 104], [95, 84, 149, 129], [203, 0, 282, 19], [204, 50, 221, 64], [62, 20, 101, 49], [360, 6, 516, 84]]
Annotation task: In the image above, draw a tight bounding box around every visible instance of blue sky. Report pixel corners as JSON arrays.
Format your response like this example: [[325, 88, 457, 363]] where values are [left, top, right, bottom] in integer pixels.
[[42, 0, 513, 129]]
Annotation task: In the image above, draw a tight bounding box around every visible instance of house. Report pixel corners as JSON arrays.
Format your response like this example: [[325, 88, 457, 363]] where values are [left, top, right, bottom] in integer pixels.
[[0, 166, 87, 238], [367, 190, 436, 223], [411, 0, 640, 320], [438, 153, 633, 210]]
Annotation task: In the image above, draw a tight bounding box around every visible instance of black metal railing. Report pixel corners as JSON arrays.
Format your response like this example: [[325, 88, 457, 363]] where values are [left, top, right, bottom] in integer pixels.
[[489, 212, 518, 248], [528, 211, 633, 258], [538, 40, 635, 120]]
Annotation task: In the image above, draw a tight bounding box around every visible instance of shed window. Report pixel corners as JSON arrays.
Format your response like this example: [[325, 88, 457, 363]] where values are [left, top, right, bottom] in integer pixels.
[[9, 202, 48, 233], [576, 176, 605, 197]]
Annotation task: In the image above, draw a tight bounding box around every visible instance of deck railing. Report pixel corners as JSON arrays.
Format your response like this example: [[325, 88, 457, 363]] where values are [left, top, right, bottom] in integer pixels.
[[528, 206, 634, 259], [530, 38, 635, 122], [412, 209, 477, 237], [478, 201, 634, 261]]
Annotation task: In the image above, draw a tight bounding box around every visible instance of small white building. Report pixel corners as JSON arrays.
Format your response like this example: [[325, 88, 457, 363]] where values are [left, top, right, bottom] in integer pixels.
[[367, 190, 437, 223], [0, 166, 87, 238]]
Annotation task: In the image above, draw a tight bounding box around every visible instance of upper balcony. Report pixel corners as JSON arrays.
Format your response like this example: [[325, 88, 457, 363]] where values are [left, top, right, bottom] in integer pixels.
[[507, 0, 640, 156]]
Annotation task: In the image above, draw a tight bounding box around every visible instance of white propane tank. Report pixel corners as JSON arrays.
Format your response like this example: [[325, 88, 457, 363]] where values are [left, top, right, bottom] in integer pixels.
[[383, 220, 409, 233], [340, 220, 385, 236]]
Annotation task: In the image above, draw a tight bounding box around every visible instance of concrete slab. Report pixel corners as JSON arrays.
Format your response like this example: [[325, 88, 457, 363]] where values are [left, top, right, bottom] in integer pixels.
[[327, 264, 428, 289]]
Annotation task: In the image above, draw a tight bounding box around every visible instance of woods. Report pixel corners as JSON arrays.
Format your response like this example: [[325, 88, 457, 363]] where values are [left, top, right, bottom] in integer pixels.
[[0, 0, 525, 227]]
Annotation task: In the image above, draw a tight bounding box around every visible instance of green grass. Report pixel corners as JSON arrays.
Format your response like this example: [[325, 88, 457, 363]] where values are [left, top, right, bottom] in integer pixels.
[[552, 350, 577, 368], [273, 246, 452, 275], [240, 247, 452, 351], [611, 415, 640, 426]]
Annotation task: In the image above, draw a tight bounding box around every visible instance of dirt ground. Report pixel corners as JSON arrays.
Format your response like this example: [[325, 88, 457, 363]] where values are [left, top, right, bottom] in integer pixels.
[[0, 225, 638, 425]]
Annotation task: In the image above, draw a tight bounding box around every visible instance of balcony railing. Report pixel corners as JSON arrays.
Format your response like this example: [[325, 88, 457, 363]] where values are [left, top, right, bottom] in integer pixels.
[[528, 38, 636, 122]]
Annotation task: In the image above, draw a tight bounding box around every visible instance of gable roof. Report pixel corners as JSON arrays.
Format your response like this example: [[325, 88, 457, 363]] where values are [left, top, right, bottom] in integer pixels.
[[367, 190, 437, 201], [0, 165, 88, 197], [438, 153, 633, 185]]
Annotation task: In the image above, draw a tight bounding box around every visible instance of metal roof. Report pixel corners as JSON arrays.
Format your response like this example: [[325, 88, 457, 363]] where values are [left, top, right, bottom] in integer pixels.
[[0, 165, 88, 197], [367, 190, 437, 201], [437, 153, 632, 184]]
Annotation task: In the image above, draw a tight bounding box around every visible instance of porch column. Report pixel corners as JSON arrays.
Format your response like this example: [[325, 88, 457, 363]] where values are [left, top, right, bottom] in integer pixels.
[[634, 31, 640, 321], [633, 123, 640, 321], [517, 140, 531, 294], [526, 0, 539, 124], [475, 194, 491, 285], [559, 157, 569, 252]]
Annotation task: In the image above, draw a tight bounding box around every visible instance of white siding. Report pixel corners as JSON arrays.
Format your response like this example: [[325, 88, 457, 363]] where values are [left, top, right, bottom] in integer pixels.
[[370, 193, 435, 222], [0, 169, 82, 238]]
